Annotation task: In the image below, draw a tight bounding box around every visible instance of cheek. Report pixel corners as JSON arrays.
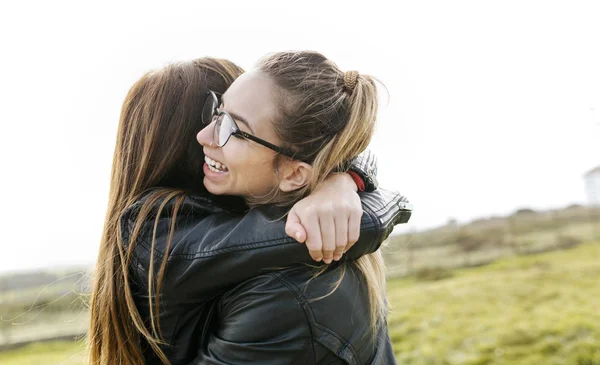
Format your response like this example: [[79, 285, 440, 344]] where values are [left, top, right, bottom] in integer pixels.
[[223, 142, 277, 183], [220, 139, 248, 170]]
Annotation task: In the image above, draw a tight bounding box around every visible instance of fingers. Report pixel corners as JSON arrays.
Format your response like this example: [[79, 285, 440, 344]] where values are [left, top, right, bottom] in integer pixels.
[[332, 215, 347, 262], [289, 185, 363, 264], [346, 207, 361, 253], [285, 210, 307, 243], [320, 215, 336, 264], [303, 213, 323, 262]]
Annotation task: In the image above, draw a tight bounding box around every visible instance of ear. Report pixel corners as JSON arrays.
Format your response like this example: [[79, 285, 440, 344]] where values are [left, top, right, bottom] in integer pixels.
[[278, 161, 313, 192]]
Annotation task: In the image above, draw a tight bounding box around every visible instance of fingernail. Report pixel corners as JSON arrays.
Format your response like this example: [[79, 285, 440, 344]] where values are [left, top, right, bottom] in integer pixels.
[[324, 258, 332, 264], [295, 232, 302, 240], [333, 255, 341, 261], [315, 257, 322, 262]]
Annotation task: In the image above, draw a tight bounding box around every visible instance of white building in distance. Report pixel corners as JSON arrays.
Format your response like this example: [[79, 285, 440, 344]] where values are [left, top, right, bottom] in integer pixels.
[[584, 166, 600, 206]]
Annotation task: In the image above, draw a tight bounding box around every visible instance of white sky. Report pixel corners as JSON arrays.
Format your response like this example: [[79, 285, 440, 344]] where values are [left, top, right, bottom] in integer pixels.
[[1, 0, 599, 273]]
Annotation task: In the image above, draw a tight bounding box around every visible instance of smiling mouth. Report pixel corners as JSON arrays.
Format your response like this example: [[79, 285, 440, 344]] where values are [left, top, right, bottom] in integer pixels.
[[205, 156, 228, 172]]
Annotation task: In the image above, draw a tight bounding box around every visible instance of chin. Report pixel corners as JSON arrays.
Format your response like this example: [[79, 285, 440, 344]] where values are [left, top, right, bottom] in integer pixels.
[[203, 178, 228, 195]]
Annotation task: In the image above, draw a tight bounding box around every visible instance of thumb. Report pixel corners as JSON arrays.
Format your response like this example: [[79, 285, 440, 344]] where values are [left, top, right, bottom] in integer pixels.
[[285, 210, 307, 243]]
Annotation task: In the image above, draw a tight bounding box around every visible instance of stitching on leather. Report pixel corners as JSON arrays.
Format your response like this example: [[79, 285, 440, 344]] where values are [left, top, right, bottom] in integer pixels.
[[268, 272, 316, 365], [289, 338, 313, 365], [272, 272, 360, 364], [311, 317, 360, 364], [132, 220, 377, 259], [122, 191, 402, 260]]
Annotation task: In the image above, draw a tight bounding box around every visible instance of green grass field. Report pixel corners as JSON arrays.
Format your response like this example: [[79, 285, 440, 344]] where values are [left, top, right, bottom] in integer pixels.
[[0, 341, 87, 365], [387, 242, 600, 365], [2, 243, 600, 365]]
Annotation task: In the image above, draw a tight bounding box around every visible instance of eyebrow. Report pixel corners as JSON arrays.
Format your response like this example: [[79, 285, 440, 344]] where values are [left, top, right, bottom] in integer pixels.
[[221, 94, 255, 134], [228, 111, 255, 134]]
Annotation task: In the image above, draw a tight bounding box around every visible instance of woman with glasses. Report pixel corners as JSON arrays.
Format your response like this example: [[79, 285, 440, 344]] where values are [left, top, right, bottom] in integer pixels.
[[88, 56, 410, 365], [193, 51, 401, 364]]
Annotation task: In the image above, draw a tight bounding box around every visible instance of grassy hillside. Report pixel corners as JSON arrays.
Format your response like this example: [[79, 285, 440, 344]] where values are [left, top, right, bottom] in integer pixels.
[[0, 340, 87, 365], [387, 241, 600, 365], [2, 242, 599, 364], [383, 205, 600, 277], [1, 205, 599, 364]]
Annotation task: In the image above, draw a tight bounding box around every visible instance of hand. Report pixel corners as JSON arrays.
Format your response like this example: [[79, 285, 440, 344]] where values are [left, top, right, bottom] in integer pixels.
[[285, 173, 362, 263]]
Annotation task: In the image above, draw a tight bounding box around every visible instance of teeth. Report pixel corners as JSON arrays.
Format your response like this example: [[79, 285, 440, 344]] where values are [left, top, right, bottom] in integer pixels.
[[205, 156, 227, 172]]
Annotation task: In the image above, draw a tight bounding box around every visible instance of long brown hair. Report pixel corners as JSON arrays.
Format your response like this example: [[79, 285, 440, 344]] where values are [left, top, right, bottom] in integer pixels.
[[88, 58, 244, 365], [256, 51, 386, 331]]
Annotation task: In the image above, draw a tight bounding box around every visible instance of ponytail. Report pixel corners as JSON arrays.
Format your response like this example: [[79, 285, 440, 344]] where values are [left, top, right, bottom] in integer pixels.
[[255, 51, 387, 331]]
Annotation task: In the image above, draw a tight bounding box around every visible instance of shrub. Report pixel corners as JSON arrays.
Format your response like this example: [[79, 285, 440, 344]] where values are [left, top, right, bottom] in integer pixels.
[[513, 208, 537, 216], [556, 235, 582, 250], [413, 267, 453, 281]]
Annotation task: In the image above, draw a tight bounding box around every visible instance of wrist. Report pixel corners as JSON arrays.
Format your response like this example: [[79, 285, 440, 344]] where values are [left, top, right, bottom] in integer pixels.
[[347, 170, 365, 192], [327, 172, 358, 192]]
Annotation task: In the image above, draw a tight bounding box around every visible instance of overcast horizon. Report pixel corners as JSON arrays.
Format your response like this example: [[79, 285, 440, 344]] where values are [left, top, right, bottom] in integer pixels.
[[1, 0, 599, 273]]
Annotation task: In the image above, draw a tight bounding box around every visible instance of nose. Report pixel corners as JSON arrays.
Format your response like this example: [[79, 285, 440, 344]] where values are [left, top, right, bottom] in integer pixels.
[[197, 121, 215, 148]]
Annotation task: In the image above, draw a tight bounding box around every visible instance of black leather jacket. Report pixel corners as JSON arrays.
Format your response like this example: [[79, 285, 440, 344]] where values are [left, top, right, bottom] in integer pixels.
[[123, 155, 411, 364], [193, 191, 405, 364], [197, 262, 397, 365]]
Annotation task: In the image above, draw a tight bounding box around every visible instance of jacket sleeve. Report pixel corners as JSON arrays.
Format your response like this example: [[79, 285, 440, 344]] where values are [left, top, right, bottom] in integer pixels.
[[193, 273, 315, 365], [344, 188, 412, 260], [347, 149, 379, 192], [129, 189, 411, 302]]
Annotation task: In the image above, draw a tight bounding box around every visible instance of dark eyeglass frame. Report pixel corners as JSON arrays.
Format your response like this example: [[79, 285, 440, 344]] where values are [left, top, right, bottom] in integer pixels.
[[203, 90, 302, 161]]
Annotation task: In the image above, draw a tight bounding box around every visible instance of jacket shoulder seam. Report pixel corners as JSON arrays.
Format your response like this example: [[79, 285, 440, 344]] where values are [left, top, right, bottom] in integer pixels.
[[269, 272, 318, 364], [271, 271, 360, 363]]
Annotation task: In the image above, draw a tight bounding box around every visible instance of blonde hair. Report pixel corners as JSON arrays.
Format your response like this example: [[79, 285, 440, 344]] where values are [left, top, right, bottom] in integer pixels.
[[255, 51, 387, 331], [87, 58, 244, 365]]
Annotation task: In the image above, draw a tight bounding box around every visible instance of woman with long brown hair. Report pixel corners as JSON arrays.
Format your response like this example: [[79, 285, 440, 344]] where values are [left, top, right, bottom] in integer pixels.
[[88, 56, 410, 365]]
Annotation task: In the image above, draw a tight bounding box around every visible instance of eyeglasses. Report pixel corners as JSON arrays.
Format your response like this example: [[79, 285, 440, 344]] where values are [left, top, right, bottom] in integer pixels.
[[201, 90, 299, 160]]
